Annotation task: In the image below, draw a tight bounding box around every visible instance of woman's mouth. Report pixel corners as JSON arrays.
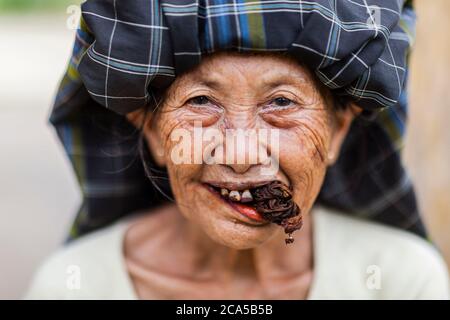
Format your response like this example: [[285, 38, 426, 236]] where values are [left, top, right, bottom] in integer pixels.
[[202, 180, 303, 244], [203, 183, 268, 224]]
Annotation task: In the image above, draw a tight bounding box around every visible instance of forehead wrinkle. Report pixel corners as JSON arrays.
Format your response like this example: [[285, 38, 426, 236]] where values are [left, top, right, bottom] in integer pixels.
[[174, 55, 314, 97], [260, 76, 309, 92], [176, 68, 227, 92], [183, 73, 310, 97]]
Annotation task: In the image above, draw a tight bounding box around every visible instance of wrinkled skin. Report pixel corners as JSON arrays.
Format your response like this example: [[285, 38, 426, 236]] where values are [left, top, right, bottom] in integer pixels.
[[124, 52, 357, 299]]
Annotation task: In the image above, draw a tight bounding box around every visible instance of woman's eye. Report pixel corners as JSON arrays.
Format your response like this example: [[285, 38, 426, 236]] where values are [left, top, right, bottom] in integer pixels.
[[188, 95, 210, 106], [271, 97, 293, 107]]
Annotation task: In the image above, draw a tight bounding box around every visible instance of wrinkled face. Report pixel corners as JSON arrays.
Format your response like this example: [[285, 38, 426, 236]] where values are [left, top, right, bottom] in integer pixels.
[[134, 52, 353, 249]]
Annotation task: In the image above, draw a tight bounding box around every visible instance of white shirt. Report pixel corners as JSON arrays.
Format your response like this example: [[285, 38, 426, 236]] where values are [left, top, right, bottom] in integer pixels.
[[24, 206, 449, 299]]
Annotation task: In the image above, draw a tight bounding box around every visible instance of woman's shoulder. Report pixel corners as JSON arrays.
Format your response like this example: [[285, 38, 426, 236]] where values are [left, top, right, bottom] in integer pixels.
[[24, 205, 179, 300], [313, 206, 449, 299], [24, 221, 135, 300]]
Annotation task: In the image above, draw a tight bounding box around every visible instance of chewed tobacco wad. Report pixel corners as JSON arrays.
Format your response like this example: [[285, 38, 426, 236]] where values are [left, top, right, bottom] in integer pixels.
[[252, 181, 302, 244]]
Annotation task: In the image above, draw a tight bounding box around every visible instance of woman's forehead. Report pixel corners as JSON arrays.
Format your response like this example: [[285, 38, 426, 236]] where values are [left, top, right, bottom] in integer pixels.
[[174, 52, 312, 91]]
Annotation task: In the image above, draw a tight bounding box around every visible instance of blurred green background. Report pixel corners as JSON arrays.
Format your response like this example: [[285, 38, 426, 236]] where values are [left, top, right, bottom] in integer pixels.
[[0, 0, 81, 12]]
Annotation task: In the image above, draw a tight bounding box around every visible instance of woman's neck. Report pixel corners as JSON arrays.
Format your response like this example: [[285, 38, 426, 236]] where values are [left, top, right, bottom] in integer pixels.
[[125, 203, 314, 284]]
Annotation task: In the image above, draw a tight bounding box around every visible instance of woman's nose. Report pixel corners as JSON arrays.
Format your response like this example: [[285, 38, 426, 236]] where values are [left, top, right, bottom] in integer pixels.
[[217, 111, 273, 174], [220, 133, 268, 174], [227, 163, 253, 174]]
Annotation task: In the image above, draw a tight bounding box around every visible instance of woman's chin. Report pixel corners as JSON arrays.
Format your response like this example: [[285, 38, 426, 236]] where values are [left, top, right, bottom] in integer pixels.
[[202, 218, 280, 249]]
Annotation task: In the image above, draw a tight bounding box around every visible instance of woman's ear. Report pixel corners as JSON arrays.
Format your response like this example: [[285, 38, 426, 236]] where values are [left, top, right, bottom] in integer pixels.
[[126, 109, 166, 168], [327, 103, 362, 165]]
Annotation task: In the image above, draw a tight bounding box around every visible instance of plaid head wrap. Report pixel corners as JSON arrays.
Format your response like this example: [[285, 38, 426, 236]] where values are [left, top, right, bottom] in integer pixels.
[[50, 0, 426, 239]]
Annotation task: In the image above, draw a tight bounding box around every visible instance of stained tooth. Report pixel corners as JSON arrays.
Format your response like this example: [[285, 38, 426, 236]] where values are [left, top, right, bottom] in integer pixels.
[[220, 188, 229, 197], [241, 189, 253, 203], [229, 190, 241, 202]]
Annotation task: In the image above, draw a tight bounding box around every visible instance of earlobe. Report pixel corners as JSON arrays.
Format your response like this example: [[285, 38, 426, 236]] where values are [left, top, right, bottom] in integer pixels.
[[327, 103, 361, 165], [145, 130, 166, 167], [126, 109, 147, 129], [126, 109, 167, 167], [326, 151, 336, 164]]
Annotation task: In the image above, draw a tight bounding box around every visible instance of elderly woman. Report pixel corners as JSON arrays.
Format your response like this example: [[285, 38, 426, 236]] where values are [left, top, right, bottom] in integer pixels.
[[26, 0, 448, 299]]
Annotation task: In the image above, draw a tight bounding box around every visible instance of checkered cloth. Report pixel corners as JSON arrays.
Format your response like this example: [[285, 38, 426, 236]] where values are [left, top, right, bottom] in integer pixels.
[[50, 0, 426, 239]]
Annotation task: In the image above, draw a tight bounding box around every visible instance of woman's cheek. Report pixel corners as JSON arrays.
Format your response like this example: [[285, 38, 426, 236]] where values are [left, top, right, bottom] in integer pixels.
[[154, 115, 204, 214], [165, 162, 203, 221], [159, 108, 223, 164], [278, 124, 329, 210]]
